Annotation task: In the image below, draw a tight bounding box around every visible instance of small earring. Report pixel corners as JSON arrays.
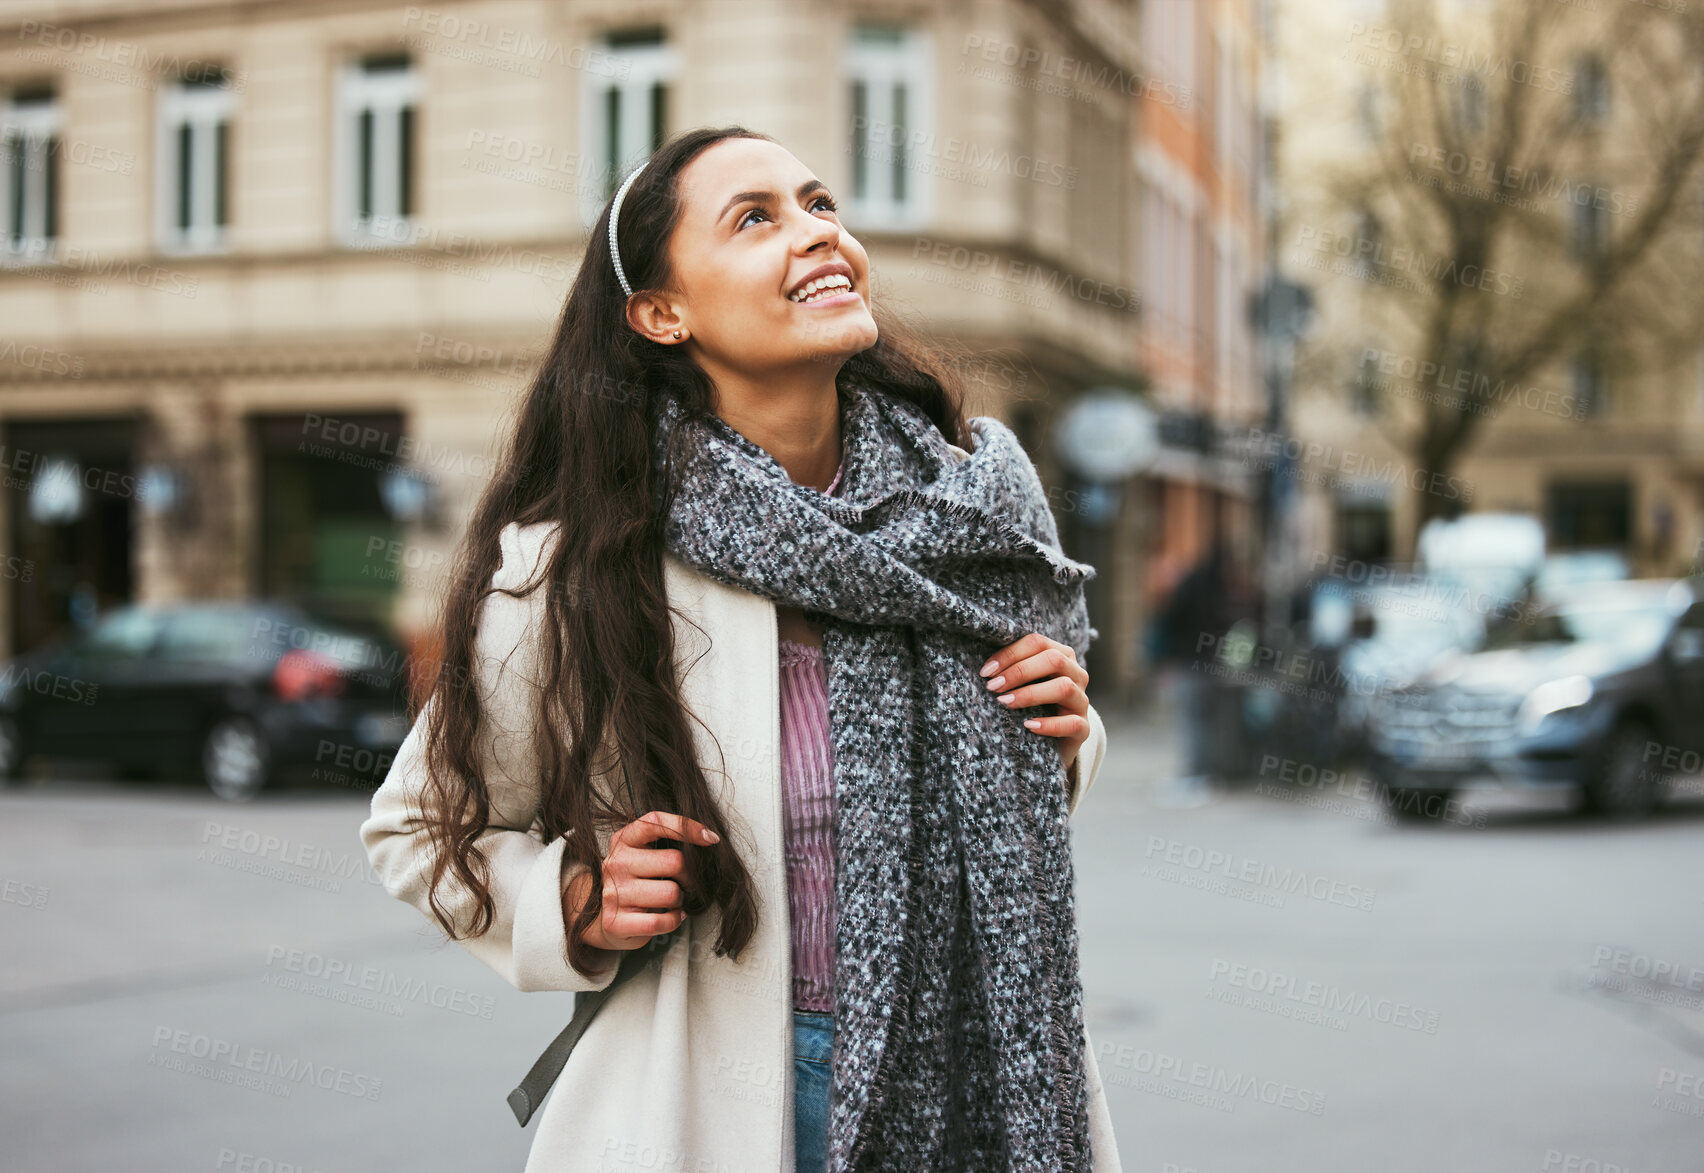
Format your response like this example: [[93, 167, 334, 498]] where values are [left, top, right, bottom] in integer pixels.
[[673, 330, 683, 339]]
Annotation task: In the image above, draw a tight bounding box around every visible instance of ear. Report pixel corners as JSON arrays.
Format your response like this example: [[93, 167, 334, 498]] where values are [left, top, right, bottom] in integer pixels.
[[626, 292, 689, 346]]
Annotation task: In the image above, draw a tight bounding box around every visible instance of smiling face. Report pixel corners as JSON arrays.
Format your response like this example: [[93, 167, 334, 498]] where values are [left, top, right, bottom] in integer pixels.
[[631, 138, 879, 376]]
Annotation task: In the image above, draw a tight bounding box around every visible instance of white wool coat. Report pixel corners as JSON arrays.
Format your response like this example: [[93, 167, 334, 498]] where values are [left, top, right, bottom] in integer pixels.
[[360, 449, 1123, 1173]]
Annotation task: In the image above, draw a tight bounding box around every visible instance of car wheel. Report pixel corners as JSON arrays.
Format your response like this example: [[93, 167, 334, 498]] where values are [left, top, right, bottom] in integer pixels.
[[202, 717, 272, 802], [1383, 786, 1456, 823], [0, 713, 24, 784], [1583, 720, 1657, 820]]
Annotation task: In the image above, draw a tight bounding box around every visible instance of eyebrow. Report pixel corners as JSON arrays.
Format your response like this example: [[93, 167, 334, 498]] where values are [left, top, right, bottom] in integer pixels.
[[717, 179, 830, 225]]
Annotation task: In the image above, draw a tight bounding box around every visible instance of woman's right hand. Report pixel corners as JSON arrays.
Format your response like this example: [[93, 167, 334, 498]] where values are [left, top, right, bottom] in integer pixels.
[[574, 811, 720, 952]]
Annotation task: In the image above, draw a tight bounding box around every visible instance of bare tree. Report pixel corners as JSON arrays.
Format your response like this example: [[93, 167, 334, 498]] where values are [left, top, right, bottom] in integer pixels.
[[1300, 0, 1704, 540]]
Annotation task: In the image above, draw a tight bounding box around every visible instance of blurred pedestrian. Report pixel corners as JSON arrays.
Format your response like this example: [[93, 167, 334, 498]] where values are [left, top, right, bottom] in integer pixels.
[[1149, 541, 1234, 800]]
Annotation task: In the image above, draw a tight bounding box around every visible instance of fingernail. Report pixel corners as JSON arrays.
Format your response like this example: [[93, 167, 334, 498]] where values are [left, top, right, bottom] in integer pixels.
[[703, 830, 720, 844], [1024, 718, 1041, 729], [979, 660, 998, 677], [986, 675, 1005, 690], [996, 694, 1015, 705]]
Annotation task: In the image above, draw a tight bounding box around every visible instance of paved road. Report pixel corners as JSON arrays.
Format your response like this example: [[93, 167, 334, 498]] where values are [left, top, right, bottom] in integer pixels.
[[1, 714, 1700, 1173], [1079, 709, 1704, 1173]]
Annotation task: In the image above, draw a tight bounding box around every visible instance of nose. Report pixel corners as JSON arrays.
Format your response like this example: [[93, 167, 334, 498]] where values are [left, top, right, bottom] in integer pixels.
[[792, 205, 839, 255]]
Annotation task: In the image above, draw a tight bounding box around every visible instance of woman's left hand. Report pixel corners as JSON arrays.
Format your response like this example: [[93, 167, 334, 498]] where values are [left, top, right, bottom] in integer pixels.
[[979, 633, 1090, 773]]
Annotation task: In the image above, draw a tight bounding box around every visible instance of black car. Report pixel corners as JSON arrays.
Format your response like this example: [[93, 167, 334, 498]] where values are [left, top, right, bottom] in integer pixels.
[[1366, 578, 1704, 820], [0, 600, 413, 801]]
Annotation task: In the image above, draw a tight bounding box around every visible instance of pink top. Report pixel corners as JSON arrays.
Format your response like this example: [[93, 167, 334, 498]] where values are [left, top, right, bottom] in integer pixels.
[[778, 458, 842, 1013]]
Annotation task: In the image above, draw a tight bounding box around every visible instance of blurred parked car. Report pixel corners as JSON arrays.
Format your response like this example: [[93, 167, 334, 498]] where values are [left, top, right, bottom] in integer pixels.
[[0, 600, 411, 801], [1366, 579, 1704, 819], [1416, 511, 1545, 604], [1302, 573, 1496, 764], [1532, 548, 1631, 598]]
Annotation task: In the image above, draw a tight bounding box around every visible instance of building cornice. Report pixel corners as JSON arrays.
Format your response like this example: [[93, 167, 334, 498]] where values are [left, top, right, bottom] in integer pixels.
[[0, 330, 547, 384]]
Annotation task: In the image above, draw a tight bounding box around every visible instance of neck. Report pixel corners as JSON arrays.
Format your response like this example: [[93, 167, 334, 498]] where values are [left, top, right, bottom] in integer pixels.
[[707, 365, 843, 492]]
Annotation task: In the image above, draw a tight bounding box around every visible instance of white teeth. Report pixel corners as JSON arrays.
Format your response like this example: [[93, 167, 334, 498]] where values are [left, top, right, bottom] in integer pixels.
[[790, 274, 853, 302]]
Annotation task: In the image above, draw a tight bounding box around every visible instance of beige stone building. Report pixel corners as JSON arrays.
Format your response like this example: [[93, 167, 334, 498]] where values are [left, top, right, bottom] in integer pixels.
[[1128, 0, 1269, 646], [1269, 0, 1704, 582], [0, 0, 1147, 679]]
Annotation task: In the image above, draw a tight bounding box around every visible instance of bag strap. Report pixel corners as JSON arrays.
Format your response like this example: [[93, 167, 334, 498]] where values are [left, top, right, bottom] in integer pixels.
[[507, 930, 678, 1127]]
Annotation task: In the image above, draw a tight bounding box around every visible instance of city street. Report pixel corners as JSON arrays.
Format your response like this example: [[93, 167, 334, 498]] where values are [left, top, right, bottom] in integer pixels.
[[7, 1, 1704, 1170], [2, 709, 1701, 1173]]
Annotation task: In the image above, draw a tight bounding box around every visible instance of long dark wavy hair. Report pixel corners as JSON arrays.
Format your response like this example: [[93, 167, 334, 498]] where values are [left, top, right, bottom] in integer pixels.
[[415, 125, 969, 979]]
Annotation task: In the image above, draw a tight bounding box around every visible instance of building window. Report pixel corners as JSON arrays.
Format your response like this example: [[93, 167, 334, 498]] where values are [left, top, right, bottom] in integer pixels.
[[580, 27, 675, 221], [1215, 237, 1248, 393], [252, 412, 408, 627], [1351, 348, 1381, 415], [1547, 481, 1631, 550], [1214, 33, 1250, 182], [1179, 205, 1197, 345], [158, 71, 234, 253], [1144, 182, 1196, 351], [4, 418, 138, 652], [1353, 208, 1382, 282], [1144, 187, 1162, 330], [1455, 76, 1487, 135], [1354, 82, 1381, 144], [1571, 353, 1609, 417], [1, 85, 60, 264], [1215, 34, 1232, 172], [1572, 185, 1608, 263], [1573, 55, 1609, 126], [1143, 0, 1195, 99], [1336, 499, 1393, 564], [845, 23, 931, 228], [335, 52, 420, 245]]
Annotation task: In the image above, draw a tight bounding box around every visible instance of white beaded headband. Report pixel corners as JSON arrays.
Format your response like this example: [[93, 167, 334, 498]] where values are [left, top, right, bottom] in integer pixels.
[[608, 158, 650, 298]]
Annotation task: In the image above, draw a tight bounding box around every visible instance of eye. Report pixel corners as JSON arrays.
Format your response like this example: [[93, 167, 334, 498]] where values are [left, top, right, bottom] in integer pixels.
[[737, 194, 839, 230]]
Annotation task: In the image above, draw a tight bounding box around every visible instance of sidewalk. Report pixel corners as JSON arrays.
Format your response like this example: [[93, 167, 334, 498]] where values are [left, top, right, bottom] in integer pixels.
[[1094, 698, 1216, 809]]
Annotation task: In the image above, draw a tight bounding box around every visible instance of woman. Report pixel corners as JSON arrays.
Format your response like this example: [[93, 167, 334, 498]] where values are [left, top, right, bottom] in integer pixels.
[[361, 125, 1122, 1172]]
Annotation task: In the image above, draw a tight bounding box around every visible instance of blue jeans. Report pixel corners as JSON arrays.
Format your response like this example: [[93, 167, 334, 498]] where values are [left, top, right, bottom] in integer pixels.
[[792, 1008, 834, 1173]]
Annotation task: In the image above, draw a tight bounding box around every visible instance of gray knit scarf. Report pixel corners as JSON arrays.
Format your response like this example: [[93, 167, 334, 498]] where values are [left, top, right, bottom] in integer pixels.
[[650, 379, 1100, 1171]]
